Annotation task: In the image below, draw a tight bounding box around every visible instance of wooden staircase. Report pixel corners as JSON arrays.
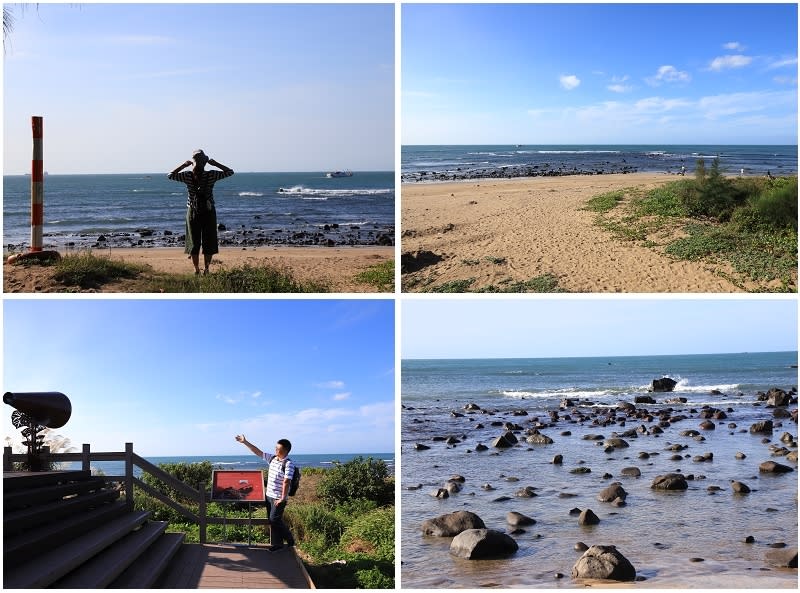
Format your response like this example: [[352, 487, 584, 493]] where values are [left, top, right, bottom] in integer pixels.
[[3, 470, 185, 588]]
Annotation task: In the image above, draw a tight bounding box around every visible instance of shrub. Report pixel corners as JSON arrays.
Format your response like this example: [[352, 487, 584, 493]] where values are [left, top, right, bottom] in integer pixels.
[[317, 456, 393, 509], [52, 253, 146, 288], [340, 506, 395, 562], [285, 502, 345, 549], [750, 177, 798, 230]]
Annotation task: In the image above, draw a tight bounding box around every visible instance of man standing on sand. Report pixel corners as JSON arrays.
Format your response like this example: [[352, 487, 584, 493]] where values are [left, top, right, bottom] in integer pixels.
[[235, 434, 296, 551], [168, 150, 234, 275]]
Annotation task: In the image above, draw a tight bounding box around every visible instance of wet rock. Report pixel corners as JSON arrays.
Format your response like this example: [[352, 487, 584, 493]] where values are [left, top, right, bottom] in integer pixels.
[[735, 451, 746, 459], [651, 377, 677, 392], [765, 547, 798, 568], [620, 467, 641, 477], [750, 420, 774, 434], [526, 432, 555, 445], [491, 431, 518, 448], [570, 467, 592, 474], [552, 454, 564, 465], [766, 388, 792, 407], [635, 395, 656, 404], [598, 483, 627, 503], [759, 460, 794, 473], [413, 443, 430, 451], [651, 473, 688, 491], [430, 488, 449, 499], [575, 541, 589, 552], [743, 535, 755, 543], [731, 481, 751, 493], [506, 511, 536, 526], [449, 528, 519, 559], [515, 486, 538, 498], [603, 437, 630, 449], [475, 443, 489, 452], [699, 420, 716, 430], [571, 545, 636, 581], [578, 509, 600, 525], [422, 510, 486, 537]]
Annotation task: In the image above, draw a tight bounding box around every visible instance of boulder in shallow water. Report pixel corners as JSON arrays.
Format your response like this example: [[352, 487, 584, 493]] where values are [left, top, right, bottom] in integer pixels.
[[731, 481, 751, 493], [598, 482, 628, 502], [449, 528, 519, 559], [422, 510, 486, 537], [571, 545, 636, 581], [506, 511, 536, 526], [491, 431, 517, 448], [651, 473, 688, 491], [578, 508, 600, 525], [759, 460, 794, 473], [749, 420, 773, 434], [765, 547, 798, 568], [526, 432, 554, 445], [651, 377, 677, 392], [766, 388, 792, 407]]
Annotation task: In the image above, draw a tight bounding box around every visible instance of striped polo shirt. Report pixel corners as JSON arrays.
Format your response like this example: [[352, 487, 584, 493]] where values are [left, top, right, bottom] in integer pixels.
[[168, 169, 234, 211], [262, 453, 295, 499]]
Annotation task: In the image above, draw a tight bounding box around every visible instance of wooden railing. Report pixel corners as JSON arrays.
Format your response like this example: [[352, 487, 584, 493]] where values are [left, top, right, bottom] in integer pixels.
[[2, 442, 269, 543]]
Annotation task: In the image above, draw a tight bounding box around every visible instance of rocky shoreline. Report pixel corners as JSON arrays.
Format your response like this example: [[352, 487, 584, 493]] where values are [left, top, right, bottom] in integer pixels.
[[403, 385, 798, 586], [4, 221, 395, 253], [401, 162, 641, 183]]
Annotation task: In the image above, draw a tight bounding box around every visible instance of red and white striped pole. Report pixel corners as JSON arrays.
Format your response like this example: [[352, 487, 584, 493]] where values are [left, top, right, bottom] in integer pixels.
[[30, 116, 44, 252]]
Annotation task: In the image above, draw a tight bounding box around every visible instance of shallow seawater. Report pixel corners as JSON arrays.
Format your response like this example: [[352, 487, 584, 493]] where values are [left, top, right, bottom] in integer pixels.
[[401, 399, 798, 588]]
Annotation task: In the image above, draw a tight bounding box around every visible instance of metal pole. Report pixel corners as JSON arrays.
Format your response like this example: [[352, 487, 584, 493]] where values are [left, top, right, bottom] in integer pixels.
[[31, 116, 44, 252]]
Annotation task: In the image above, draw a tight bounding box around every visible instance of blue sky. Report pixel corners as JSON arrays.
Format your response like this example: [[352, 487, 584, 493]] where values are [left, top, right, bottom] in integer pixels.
[[402, 299, 798, 359], [403, 3, 798, 145], [3, 299, 395, 456], [3, 3, 394, 174]]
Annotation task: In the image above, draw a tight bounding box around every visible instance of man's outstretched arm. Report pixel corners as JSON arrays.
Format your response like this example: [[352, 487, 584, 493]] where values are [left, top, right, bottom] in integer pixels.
[[235, 435, 265, 458]]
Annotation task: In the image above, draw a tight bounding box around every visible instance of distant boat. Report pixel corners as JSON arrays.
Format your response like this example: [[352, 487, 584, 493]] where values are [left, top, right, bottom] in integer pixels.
[[327, 170, 353, 178]]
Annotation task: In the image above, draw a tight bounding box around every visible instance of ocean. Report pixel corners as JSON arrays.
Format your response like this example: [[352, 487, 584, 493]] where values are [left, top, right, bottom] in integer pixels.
[[3, 171, 394, 251], [401, 352, 798, 587], [65, 452, 394, 480], [401, 144, 798, 182]]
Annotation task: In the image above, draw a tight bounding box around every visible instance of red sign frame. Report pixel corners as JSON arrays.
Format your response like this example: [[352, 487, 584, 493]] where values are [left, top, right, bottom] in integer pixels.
[[210, 470, 265, 502]]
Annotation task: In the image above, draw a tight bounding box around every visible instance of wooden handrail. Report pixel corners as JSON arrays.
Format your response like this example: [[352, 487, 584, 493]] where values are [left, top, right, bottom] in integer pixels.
[[3, 442, 260, 543]]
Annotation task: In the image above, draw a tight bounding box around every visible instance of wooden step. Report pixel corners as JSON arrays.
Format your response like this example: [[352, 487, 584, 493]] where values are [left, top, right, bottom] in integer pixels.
[[2, 470, 91, 492], [51, 520, 169, 589], [4, 487, 120, 535], [4, 500, 129, 565], [2, 510, 151, 589], [4, 475, 109, 511], [109, 532, 186, 589]]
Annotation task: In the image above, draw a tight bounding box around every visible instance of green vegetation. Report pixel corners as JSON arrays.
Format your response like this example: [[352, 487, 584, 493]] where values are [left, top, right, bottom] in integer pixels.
[[426, 273, 567, 293], [52, 252, 147, 289], [133, 458, 394, 588], [353, 259, 394, 291], [151, 264, 329, 293], [586, 160, 797, 291]]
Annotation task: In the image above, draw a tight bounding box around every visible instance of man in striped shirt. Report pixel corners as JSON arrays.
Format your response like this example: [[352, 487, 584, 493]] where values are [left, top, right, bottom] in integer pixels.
[[235, 434, 297, 551], [168, 149, 234, 275]]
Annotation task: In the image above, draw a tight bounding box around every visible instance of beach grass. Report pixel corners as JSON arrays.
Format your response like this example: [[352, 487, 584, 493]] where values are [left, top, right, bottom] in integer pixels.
[[52, 252, 148, 289], [426, 273, 567, 293], [586, 170, 798, 291], [353, 259, 394, 291], [150, 264, 330, 293]]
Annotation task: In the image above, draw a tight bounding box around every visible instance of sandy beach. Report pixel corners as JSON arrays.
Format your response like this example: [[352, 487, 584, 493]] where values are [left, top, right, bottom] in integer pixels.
[[3, 246, 394, 293], [401, 173, 745, 292]]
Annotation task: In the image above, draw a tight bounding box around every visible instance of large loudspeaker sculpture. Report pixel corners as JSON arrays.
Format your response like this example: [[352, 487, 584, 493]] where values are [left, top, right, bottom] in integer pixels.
[[4, 392, 72, 471]]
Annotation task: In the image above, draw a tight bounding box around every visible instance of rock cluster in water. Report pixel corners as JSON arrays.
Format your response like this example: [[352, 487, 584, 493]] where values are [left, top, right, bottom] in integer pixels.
[[401, 162, 639, 183], [412, 385, 798, 581]]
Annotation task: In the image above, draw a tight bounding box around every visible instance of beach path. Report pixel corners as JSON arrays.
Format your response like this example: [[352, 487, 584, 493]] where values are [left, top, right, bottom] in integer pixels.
[[401, 173, 743, 292]]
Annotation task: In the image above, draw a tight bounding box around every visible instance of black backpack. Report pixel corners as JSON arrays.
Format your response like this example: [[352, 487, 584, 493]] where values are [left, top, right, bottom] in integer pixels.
[[282, 458, 301, 496]]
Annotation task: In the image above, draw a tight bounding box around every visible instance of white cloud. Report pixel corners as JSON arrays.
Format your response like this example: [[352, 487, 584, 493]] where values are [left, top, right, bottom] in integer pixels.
[[333, 392, 351, 401], [608, 84, 632, 93], [646, 65, 691, 86], [767, 57, 799, 70], [559, 74, 581, 90], [708, 55, 753, 71], [315, 380, 345, 389], [723, 42, 745, 51]]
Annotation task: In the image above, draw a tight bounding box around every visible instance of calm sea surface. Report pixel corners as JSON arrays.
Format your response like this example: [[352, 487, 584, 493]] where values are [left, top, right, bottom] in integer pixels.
[[401, 144, 798, 181], [401, 352, 798, 588], [3, 171, 394, 250], [67, 452, 394, 479]]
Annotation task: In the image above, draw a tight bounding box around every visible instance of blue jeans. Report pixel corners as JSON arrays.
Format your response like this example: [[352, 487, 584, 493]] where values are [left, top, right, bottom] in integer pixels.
[[267, 497, 294, 546]]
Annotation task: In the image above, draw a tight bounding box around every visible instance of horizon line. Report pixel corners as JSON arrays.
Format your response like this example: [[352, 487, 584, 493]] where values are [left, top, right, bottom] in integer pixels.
[[403, 350, 798, 361], [3, 169, 395, 177], [401, 143, 797, 147]]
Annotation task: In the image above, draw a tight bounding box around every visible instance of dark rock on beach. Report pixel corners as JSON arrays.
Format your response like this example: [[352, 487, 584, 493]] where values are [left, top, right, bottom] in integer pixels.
[[571, 545, 636, 581], [506, 511, 536, 526], [750, 420, 774, 434], [449, 528, 519, 559], [422, 510, 486, 537]]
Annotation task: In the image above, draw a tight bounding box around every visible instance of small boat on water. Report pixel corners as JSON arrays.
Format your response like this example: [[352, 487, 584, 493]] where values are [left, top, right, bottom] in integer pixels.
[[327, 170, 353, 178]]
